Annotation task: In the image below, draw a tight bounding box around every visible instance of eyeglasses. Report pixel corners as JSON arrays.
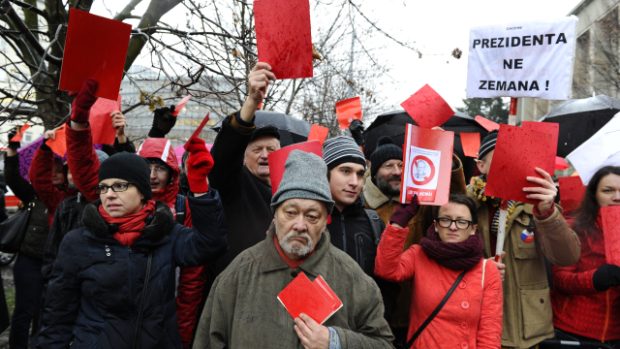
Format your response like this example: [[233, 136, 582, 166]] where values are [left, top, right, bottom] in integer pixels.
[[95, 182, 134, 195], [149, 164, 169, 174], [435, 217, 473, 230]]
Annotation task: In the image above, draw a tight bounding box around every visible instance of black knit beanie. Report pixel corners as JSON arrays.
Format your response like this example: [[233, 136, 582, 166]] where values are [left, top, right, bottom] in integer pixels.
[[478, 130, 498, 160], [370, 137, 403, 180], [98, 152, 152, 200]]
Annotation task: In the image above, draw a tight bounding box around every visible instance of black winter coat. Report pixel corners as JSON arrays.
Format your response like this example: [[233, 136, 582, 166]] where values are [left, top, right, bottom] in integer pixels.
[[37, 190, 227, 349]]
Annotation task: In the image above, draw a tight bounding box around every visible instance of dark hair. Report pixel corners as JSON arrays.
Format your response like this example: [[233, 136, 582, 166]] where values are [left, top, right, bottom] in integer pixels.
[[432, 193, 478, 224], [573, 165, 620, 234]]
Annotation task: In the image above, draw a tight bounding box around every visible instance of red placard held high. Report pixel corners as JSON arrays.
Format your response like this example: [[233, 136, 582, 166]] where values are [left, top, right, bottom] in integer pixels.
[[401, 84, 454, 129], [307, 124, 329, 145], [90, 96, 122, 145], [59, 8, 132, 100], [335, 97, 362, 130]]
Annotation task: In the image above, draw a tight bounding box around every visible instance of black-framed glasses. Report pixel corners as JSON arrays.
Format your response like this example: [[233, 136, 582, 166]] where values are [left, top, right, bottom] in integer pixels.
[[95, 182, 134, 195], [435, 217, 473, 230]]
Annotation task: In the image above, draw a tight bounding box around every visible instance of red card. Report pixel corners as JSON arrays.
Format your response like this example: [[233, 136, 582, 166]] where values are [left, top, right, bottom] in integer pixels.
[[558, 176, 585, 213], [474, 115, 500, 131], [45, 125, 67, 157], [172, 95, 191, 117], [277, 272, 343, 324], [485, 124, 558, 203], [601, 206, 620, 266], [268, 141, 323, 194], [521, 121, 559, 174], [401, 84, 454, 129], [400, 124, 454, 205], [336, 97, 362, 130], [307, 124, 329, 145], [254, 0, 313, 79], [460, 132, 480, 158], [90, 96, 121, 145], [184, 113, 210, 149], [59, 8, 132, 100], [11, 124, 30, 142]]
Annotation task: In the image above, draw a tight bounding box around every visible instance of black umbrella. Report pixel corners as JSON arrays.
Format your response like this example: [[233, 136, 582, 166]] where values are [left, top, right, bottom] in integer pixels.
[[539, 95, 620, 157], [363, 110, 489, 182]]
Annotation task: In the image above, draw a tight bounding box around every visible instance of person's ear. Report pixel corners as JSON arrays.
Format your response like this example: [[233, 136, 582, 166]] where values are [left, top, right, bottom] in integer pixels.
[[475, 159, 485, 174], [433, 221, 438, 232], [470, 224, 478, 236]]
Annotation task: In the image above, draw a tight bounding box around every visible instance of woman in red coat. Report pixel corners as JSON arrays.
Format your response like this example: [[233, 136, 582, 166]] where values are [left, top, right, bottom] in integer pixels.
[[375, 194, 502, 349], [552, 165, 620, 346]]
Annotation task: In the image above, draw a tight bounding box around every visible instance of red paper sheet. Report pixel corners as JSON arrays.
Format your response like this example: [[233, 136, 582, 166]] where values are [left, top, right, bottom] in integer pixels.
[[46, 125, 67, 157], [277, 272, 343, 325], [184, 114, 210, 149], [460, 132, 480, 158], [90, 96, 121, 145], [474, 115, 500, 131], [400, 84, 454, 129], [400, 124, 454, 205], [59, 8, 132, 100], [268, 141, 323, 194], [336, 97, 362, 130], [11, 124, 30, 142], [601, 206, 620, 266], [172, 95, 191, 117], [307, 124, 329, 145], [521, 121, 559, 173], [485, 124, 558, 203], [558, 176, 585, 213], [254, 0, 313, 79]]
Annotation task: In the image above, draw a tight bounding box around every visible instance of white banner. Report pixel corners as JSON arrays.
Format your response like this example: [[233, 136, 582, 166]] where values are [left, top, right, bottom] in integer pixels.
[[466, 16, 578, 100]]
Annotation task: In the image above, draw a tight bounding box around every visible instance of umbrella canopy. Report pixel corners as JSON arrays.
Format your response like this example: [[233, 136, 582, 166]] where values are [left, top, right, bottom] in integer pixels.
[[363, 110, 489, 182], [539, 95, 620, 157], [213, 111, 310, 147]]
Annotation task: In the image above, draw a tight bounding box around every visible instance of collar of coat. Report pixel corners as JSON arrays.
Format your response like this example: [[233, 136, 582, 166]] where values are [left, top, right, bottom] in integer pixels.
[[259, 223, 333, 277], [362, 177, 393, 209], [81, 200, 175, 251]]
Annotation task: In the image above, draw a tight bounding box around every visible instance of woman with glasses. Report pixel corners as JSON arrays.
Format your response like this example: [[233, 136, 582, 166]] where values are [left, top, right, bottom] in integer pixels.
[[37, 152, 227, 348], [375, 193, 502, 349]]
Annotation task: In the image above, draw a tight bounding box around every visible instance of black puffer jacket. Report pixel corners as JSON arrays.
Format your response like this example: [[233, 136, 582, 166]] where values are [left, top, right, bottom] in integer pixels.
[[37, 190, 227, 349]]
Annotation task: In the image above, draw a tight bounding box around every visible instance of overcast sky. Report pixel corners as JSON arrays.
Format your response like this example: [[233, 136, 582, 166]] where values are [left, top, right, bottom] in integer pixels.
[[92, 0, 583, 110]]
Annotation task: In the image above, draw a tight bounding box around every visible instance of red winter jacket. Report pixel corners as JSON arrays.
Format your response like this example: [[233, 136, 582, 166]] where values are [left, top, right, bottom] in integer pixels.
[[67, 125, 206, 346], [375, 225, 503, 349], [552, 221, 620, 342]]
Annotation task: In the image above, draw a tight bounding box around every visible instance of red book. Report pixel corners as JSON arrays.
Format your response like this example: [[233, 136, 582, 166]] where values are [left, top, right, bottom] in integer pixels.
[[277, 272, 343, 324], [601, 206, 620, 266]]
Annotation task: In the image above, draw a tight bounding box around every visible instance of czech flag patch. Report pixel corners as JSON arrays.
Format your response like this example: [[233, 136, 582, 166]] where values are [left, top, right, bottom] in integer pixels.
[[520, 229, 535, 243]]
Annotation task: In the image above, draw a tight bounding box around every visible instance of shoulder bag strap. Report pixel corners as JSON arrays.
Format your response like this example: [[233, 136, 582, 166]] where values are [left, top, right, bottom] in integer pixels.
[[406, 269, 467, 348], [132, 253, 153, 349]]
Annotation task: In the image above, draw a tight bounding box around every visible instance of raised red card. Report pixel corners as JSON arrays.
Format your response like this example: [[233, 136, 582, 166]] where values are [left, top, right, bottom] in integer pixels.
[[401, 84, 454, 129], [277, 272, 343, 325], [336, 97, 362, 130], [59, 8, 132, 100], [45, 125, 67, 157], [11, 124, 30, 142], [307, 124, 329, 145], [558, 176, 585, 213], [522, 121, 559, 173], [172, 95, 191, 117], [460, 132, 480, 158], [184, 113, 210, 149], [474, 115, 500, 131], [400, 124, 454, 205], [254, 0, 313, 79], [601, 206, 620, 266], [268, 141, 323, 194], [90, 96, 121, 145], [485, 124, 558, 203]]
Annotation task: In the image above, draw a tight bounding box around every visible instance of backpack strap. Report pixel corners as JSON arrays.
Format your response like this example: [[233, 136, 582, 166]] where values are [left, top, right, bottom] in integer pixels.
[[175, 194, 186, 225], [364, 208, 385, 246]]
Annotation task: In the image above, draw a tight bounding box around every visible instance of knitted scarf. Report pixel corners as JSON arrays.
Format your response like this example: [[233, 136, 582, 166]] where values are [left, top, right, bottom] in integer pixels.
[[98, 200, 156, 246], [420, 226, 484, 271]]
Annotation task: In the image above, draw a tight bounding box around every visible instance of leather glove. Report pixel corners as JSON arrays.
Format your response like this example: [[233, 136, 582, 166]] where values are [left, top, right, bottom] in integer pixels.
[[7, 127, 20, 150], [349, 119, 365, 146], [148, 105, 177, 138], [184, 137, 214, 193], [593, 264, 620, 291], [390, 194, 419, 227], [71, 79, 99, 124]]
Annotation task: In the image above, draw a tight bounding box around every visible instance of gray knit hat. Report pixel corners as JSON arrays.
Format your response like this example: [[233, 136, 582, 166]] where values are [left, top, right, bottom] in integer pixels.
[[478, 130, 498, 160], [322, 136, 366, 170], [271, 150, 335, 213]]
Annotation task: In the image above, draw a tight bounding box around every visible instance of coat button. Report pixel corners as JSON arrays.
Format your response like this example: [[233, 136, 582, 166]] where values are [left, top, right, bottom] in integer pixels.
[[459, 281, 467, 289], [461, 301, 470, 309], [106, 253, 111, 257]]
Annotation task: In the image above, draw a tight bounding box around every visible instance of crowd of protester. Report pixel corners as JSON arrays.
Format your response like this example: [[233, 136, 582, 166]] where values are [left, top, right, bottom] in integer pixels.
[[0, 62, 617, 349]]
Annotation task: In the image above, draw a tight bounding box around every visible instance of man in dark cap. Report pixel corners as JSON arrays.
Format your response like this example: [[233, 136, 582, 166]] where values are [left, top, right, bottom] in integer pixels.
[[208, 62, 281, 273]]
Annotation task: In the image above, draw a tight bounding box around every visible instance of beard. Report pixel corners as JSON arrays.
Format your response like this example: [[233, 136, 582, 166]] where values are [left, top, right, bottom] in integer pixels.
[[278, 231, 314, 259], [375, 175, 401, 197]]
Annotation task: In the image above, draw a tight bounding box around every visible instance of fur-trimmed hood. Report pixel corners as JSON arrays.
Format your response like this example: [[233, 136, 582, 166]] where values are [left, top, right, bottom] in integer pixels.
[[81, 200, 175, 251]]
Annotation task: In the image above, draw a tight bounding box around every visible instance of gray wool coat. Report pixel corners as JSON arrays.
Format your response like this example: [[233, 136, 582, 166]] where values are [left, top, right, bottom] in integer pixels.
[[193, 228, 394, 349]]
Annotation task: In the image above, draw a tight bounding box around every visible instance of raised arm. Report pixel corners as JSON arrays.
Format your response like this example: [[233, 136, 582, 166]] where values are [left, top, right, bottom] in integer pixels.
[[4, 129, 35, 203], [30, 132, 65, 214]]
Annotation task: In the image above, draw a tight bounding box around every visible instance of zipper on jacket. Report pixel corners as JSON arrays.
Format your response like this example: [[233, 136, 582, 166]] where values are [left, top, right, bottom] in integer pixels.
[[339, 215, 347, 253]]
